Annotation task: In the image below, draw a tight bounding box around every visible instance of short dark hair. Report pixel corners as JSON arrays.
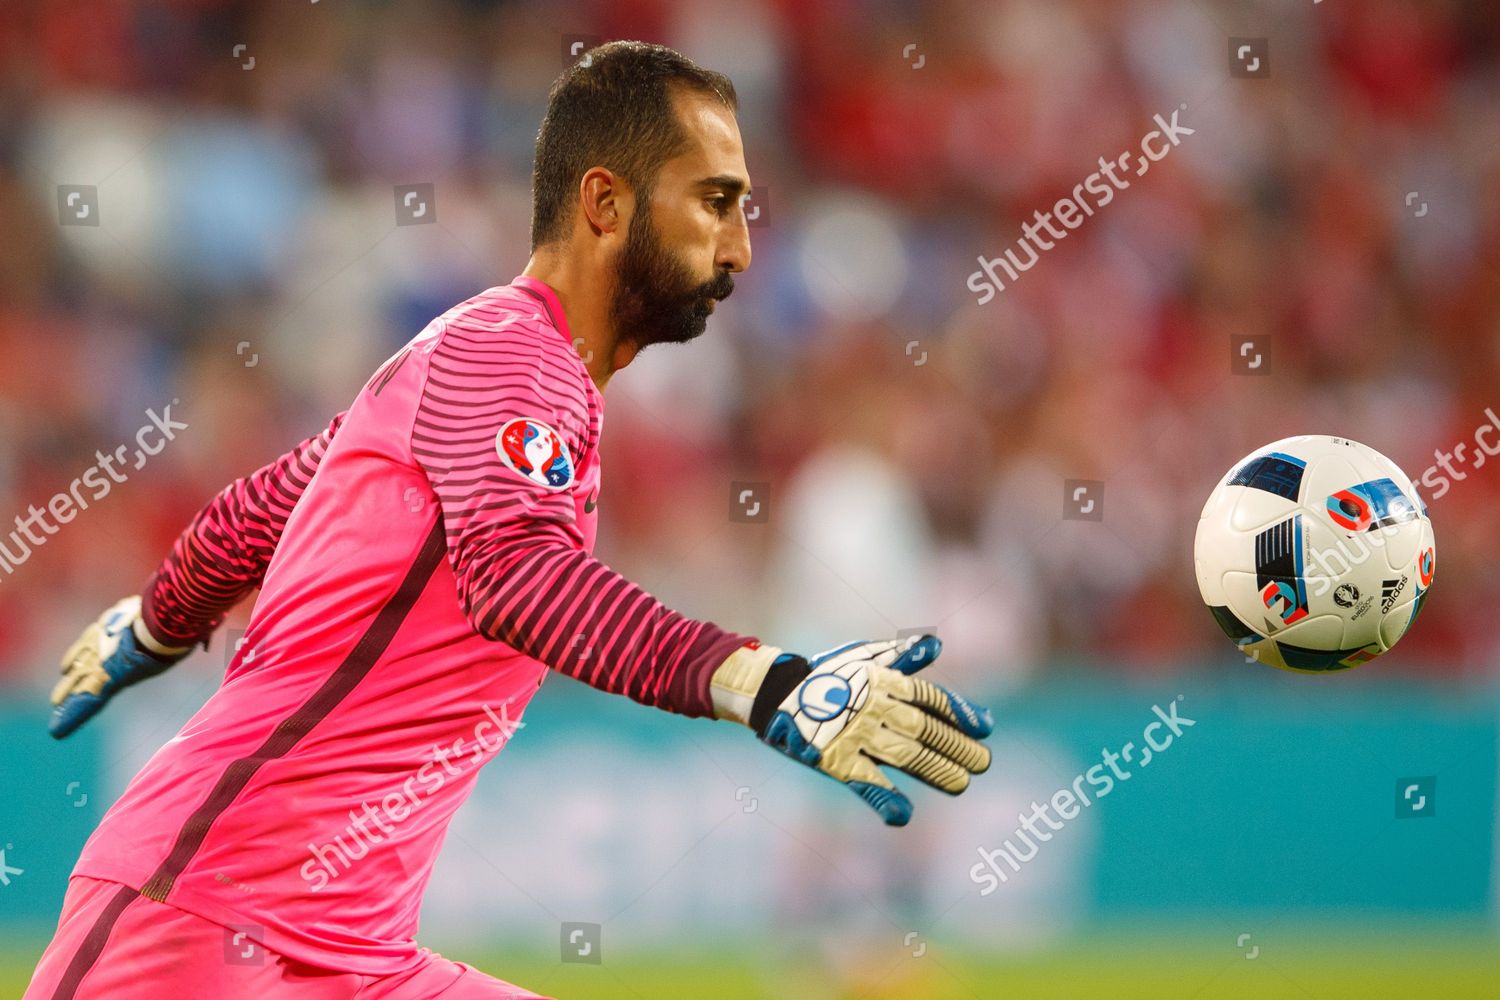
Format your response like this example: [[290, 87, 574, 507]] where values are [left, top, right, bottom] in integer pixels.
[[529, 41, 738, 251]]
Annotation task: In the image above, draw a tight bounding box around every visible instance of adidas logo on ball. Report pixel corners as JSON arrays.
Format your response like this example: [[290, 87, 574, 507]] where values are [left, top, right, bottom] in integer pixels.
[[1382, 575, 1408, 614]]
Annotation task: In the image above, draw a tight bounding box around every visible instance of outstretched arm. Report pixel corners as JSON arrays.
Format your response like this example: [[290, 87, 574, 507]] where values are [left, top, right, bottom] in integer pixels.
[[48, 411, 346, 737], [416, 325, 993, 825], [412, 322, 750, 716]]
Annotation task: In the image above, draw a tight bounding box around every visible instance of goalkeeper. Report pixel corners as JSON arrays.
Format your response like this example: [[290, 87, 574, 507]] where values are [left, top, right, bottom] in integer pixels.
[[28, 40, 992, 1000]]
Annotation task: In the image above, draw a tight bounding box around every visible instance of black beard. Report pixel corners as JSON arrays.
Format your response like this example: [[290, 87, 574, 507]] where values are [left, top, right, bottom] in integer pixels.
[[609, 199, 734, 353]]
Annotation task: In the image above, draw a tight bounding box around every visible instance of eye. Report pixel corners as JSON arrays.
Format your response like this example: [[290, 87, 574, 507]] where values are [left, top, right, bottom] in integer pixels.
[[706, 195, 731, 215]]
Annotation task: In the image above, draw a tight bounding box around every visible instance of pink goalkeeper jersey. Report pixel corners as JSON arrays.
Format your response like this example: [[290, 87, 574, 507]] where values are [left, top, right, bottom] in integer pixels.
[[72, 275, 754, 976]]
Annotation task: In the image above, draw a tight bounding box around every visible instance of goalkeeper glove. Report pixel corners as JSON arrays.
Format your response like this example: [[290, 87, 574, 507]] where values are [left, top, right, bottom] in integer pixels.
[[711, 634, 993, 826], [49, 596, 193, 739]]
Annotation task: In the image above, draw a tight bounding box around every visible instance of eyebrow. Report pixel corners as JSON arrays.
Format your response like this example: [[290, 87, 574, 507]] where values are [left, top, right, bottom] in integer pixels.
[[695, 174, 749, 200]]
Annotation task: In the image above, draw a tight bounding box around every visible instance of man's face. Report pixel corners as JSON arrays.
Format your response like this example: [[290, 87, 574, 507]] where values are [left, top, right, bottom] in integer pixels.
[[609, 91, 751, 353]]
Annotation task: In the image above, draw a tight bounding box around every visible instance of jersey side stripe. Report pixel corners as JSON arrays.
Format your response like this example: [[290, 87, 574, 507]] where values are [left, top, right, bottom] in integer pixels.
[[137, 519, 449, 905]]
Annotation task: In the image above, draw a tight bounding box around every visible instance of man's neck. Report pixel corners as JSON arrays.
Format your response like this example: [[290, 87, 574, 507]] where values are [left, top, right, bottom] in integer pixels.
[[521, 255, 636, 391]]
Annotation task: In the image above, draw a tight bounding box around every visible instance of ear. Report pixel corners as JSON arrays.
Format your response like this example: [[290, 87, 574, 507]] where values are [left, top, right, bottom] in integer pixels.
[[578, 167, 625, 237]]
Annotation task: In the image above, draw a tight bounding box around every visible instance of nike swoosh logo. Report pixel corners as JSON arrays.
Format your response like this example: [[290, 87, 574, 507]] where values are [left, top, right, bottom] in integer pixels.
[[584, 491, 597, 513]]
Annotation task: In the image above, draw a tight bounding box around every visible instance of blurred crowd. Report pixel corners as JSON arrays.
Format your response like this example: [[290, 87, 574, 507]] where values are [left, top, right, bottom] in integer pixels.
[[1, 0, 1498, 693]]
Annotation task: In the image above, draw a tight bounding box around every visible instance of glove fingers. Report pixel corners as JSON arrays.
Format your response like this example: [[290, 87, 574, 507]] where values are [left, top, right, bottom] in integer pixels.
[[889, 635, 942, 675], [846, 778, 914, 827], [807, 635, 941, 677], [915, 711, 991, 775], [862, 723, 974, 795], [905, 676, 994, 738], [878, 699, 991, 776], [843, 753, 914, 826], [888, 742, 973, 795], [50, 693, 104, 739], [50, 672, 79, 705], [53, 627, 107, 703], [52, 667, 109, 702]]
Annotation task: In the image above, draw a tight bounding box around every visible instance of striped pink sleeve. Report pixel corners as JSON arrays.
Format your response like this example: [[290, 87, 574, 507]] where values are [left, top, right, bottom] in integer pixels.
[[412, 321, 753, 718], [140, 412, 346, 648]]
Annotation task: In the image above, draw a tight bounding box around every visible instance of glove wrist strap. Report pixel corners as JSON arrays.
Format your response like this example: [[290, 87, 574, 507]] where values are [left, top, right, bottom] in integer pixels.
[[710, 642, 781, 726], [748, 653, 811, 737], [132, 616, 192, 659]]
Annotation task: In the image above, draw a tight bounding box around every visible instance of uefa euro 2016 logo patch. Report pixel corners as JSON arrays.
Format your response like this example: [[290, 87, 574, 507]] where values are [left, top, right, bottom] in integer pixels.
[[496, 417, 575, 489]]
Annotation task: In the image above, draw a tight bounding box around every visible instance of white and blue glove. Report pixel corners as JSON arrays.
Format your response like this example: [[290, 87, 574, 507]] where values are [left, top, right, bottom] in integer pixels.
[[49, 596, 192, 739], [712, 635, 993, 826]]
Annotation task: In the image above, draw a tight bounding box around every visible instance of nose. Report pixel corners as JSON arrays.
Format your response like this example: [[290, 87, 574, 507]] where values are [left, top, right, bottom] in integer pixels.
[[719, 213, 751, 274]]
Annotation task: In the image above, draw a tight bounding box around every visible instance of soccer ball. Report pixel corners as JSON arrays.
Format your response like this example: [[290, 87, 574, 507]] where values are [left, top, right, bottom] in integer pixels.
[[1194, 435, 1435, 672]]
